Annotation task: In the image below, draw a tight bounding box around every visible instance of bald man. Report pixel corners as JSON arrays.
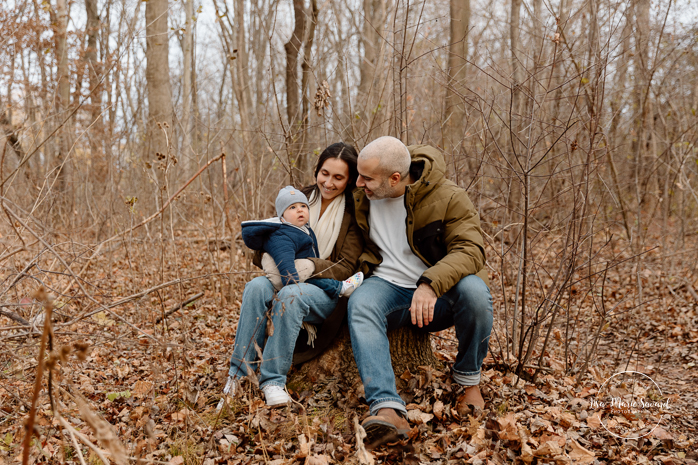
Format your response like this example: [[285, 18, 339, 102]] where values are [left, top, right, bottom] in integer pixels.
[[348, 136, 493, 446]]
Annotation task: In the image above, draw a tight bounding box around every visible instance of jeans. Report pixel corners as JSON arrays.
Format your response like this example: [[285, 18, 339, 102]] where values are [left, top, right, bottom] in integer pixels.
[[347, 275, 493, 416], [306, 278, 342, 299], [228, 276, 338, 389]]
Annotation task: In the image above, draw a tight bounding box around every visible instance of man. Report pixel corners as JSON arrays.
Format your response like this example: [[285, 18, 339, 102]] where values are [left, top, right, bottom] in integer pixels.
[[348, 136, 493, 446]]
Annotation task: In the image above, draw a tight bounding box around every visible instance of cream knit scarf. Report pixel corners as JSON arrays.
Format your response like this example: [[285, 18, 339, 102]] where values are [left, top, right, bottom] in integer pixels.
[[308, 190, 345, 260]]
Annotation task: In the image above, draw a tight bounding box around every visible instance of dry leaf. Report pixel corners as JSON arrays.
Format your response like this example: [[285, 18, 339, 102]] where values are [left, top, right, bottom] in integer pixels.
[[559, 412, 576, 428], [497, 412, 517, 431], [585, 411, 602, 429], [79, 375, 95, 394], [539, 433, 566, 447], [306, 455, 330, 465], [168, 457, 184, 465], [132, 380, 154, 397], [530, 417, 553, 434], [353, 416, 374, 464], [651, 426, 673, 440], [171, 409, 188, 423], [568, 439, 595, 464], [534, 441, 562, 457], [520, 442, 535, 463], [115, 364, 130, 379], [298, 434, 310, 457], [433, 400, 444, 420], [407, 409, 433, 424]]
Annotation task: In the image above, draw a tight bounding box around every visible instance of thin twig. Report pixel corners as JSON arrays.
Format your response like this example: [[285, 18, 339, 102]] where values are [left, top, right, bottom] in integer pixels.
[[155, 292, 204, 323]]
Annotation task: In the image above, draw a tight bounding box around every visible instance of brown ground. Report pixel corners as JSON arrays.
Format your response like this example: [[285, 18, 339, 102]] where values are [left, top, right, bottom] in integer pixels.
[[0, 228, 696, 464]]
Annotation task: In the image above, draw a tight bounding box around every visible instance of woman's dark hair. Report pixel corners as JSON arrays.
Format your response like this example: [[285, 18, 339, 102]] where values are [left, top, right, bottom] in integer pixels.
[[301, 142, 359, 208]]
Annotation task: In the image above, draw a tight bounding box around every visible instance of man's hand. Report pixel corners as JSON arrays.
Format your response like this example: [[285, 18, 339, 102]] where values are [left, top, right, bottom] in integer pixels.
[[410, 283, 437, 328]]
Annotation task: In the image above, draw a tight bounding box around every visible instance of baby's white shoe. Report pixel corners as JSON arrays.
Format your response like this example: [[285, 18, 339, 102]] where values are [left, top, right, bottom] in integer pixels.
[[340, 272, 364, 297]]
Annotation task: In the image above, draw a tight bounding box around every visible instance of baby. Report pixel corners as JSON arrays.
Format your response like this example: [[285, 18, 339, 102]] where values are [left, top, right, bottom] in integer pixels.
[[241, 186, 363, 299]]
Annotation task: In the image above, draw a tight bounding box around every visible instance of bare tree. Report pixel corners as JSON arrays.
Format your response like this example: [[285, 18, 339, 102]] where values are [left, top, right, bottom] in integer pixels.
[[53, 0, 71, 206], [285, 0, 306, 132], [85, 0, 105, 184], [181, 0, 194, 173], [356, 0, 387, 145], [442, 0, 470, 155], [145, 0, 173, 160]]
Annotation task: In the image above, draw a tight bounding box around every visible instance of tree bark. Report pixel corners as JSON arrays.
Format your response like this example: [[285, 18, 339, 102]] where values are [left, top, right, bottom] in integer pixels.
[[85, 0, 106, 184], [181, 0, 193, 174], [632, 0, 651, 241], [509, 0, 522, 118], [53, 0, 71, 205], [299, 0, 318, 181], [357, 0, 387, 145], [285, 0, 305, 131], [443, 0, 470, 163], [507, 0, 523, 224], [290, 326, 440, 392], [145, 0, 173, 160]]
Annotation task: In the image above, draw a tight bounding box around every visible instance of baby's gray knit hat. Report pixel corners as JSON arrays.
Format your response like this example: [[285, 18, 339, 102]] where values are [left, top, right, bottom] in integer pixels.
[[275, 185, 309, 217]]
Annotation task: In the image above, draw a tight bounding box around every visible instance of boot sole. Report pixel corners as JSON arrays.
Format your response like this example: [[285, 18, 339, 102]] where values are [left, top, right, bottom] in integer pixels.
[[361, 418, 408, 447]]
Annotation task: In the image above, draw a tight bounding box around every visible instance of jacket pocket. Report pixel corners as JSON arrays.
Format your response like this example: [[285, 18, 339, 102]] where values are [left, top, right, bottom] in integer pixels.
[[413, 220, 446, 265]]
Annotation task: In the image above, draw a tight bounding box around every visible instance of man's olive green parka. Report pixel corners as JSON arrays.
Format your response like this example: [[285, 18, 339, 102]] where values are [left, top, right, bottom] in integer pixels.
[[353, 144, 489, 296]]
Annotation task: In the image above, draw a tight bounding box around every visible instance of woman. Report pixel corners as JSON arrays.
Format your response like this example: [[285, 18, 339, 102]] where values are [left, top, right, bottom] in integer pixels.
[[218, 142, 363, 409]]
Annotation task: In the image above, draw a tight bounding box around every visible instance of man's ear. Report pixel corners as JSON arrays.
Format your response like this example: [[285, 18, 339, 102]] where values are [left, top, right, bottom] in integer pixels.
[[389, 172, 402, 186]]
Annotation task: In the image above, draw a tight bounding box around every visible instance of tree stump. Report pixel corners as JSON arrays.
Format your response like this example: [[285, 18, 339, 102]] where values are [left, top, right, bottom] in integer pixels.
[[289, 324, 442, 393]]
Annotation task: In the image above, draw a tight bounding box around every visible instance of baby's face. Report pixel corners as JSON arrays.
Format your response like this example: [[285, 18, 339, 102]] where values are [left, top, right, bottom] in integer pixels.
[[283, 202, 309, 227]]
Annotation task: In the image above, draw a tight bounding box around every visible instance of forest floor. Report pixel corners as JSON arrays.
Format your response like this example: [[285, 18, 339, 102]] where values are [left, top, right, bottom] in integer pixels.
[[0, 228, 697, 465]]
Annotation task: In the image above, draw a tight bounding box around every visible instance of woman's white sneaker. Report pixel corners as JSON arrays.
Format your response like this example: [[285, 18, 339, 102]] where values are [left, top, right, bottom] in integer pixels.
[[340, 272, 364, 297], [262, 385, 291, 407]]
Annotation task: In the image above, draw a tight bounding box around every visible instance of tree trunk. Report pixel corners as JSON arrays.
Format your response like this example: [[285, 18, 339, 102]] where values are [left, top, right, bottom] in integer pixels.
[[357, 0, 387, 146], [285, 0, 305, 127], [285, 0, 305, 183], [290, 326, 440, 392], [145, 0, 173, 161], [632, 0, 651, 244], [54, 0, 71, 211], [509, 0, 522, 117], [443, 0, 470, 170], [181, 0, 193, 174], [85, 0, 106, 184], [299, 0, 318, 182]]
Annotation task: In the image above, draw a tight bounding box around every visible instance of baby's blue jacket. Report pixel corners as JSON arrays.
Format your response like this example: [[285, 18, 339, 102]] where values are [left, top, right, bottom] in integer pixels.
[[241, 217, 319, 286]]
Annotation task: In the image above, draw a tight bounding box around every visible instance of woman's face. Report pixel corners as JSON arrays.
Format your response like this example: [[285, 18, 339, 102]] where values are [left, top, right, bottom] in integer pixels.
[[316, 157, 350, 202]]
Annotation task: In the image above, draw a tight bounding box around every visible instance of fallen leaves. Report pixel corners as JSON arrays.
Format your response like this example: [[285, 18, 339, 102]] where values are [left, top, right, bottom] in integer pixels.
[[568, 439, 596, 464], [1, 233, 696, 465]]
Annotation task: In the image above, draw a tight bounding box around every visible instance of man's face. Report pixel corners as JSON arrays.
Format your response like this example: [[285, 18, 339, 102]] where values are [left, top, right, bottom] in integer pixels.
[[356, 157, 395, 200], [282, 202, 309, 227]]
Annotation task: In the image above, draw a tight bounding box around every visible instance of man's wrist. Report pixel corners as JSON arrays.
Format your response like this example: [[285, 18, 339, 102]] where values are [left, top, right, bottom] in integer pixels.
[[416, 276, 432, 288], [416, 278, 436, 296]]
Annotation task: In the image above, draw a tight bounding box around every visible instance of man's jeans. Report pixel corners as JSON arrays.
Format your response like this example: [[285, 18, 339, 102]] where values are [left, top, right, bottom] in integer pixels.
[[228, 276, 337, 389], [347, 275, 493, 416]]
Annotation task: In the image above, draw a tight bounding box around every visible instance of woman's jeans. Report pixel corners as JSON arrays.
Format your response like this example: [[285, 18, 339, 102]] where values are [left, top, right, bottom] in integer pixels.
[[228, 276, 337, 389], [347, 275, 493, 416]]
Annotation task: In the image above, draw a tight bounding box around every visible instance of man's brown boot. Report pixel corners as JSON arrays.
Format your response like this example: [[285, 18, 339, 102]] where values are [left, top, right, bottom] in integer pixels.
[[456, 385, 485, 417], [361, 408, 410, 447]]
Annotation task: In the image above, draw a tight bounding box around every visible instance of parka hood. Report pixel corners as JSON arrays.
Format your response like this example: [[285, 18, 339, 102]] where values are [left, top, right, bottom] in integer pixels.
[[406, 144, 448, 202]]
